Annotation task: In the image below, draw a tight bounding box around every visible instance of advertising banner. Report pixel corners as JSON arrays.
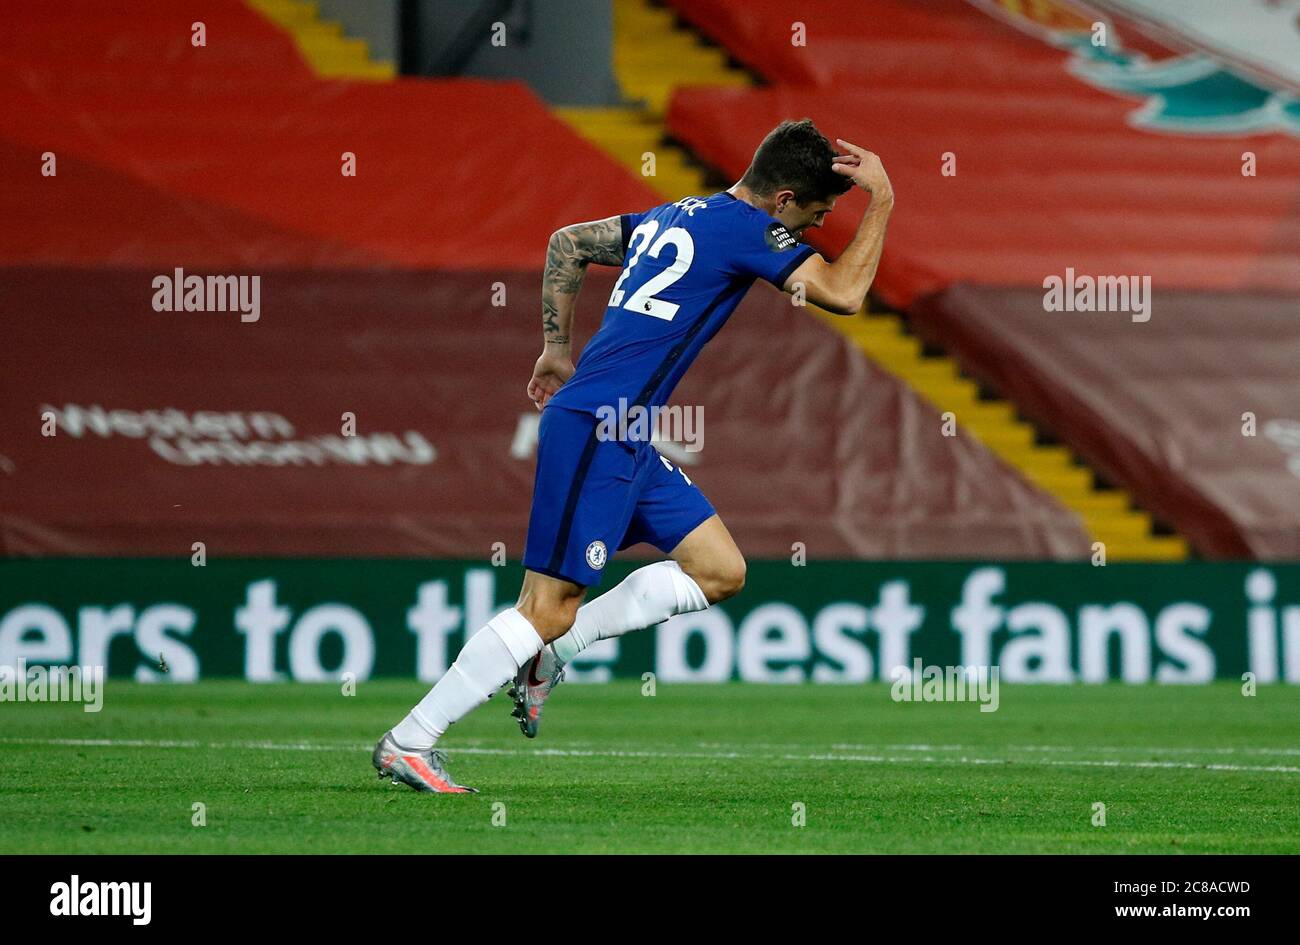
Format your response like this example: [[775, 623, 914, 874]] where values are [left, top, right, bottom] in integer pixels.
[[1, 559, 1297, 684]]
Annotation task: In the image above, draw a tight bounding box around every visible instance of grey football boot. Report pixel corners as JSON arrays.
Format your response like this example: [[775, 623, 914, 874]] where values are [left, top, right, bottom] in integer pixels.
[[508, 645, 565, 738], [372, 731, 477, 793]]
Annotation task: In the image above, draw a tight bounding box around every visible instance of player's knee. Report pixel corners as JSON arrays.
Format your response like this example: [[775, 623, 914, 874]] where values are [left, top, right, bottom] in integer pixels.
[[517, 597, 579, 643], [699, 555, 745, 604]]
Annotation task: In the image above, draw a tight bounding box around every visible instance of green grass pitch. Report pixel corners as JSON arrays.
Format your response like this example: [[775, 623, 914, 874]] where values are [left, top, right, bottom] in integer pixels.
[[1, 681, 1297, 853]]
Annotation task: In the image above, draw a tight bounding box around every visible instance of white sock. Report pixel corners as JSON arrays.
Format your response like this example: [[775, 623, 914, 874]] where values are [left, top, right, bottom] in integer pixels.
[[391, 607, 543, 751], [550, 561, 709, 664]]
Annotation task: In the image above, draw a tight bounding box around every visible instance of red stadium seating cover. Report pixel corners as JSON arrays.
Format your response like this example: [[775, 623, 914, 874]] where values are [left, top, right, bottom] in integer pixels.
[[910, 285, 1300, 559], [670, 0, 1058, 88], [0, 2, 657, 270], [665, 0, 1300, 309], [0, 269, 1088, 559]]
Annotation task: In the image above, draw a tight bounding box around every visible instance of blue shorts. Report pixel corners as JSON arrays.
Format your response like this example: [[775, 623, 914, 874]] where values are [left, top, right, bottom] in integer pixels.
[[523, 406, 715, 587]]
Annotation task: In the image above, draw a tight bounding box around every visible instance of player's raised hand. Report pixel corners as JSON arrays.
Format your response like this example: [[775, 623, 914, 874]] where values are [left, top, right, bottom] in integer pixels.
[[527, 350, 575, 410], [833, 139, 894, 207]]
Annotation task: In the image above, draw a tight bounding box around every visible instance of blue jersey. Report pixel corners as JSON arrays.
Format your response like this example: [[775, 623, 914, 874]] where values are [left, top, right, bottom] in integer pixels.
[[547, 192, 816, 418]]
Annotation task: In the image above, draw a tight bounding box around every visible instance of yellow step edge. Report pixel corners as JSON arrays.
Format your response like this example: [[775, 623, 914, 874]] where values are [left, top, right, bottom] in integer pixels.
[[293, 22, 343, 38], [972, 429, 1038, 451], [1107, 538, 1189, 561], [570, 125, 664, 140], [914, 381, 983, 407], [1021, 468, 1095, 493], [614, 49, 734, 67], [1060, 492, 1132, 515], [994, 445, 1079, 469], [293, 36, 370, 54], [246, 0, 396, 81], [1083, 516, 1154, 541], [961, 403, 1022, 426], [615, 57, 745, 77]]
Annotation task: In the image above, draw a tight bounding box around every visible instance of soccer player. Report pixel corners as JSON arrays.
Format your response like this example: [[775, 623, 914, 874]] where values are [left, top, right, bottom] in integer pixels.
[[373, 119, 893, 792]]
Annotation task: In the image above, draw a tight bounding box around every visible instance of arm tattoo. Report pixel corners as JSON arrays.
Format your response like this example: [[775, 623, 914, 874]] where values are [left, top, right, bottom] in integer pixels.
[[541, 216, 625, 342], [542, 300, 562, 336]]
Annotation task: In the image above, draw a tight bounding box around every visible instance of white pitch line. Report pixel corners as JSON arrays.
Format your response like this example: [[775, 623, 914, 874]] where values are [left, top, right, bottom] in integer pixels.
[[703, 740, 1300, 757], [827, 743, 1300, 757], [2, 736, 1299, 775]]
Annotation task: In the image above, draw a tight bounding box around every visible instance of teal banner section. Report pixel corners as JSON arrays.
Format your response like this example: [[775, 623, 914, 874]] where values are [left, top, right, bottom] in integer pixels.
[[0, 560, 1297, 683]]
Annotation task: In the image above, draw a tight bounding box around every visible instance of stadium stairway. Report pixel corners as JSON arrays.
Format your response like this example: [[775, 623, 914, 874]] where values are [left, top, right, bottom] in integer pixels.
[[558, 0, 1186, 562], [825, 307, 1186, 561], [556, 0, 750, 202], [246, 0, 395, 79]]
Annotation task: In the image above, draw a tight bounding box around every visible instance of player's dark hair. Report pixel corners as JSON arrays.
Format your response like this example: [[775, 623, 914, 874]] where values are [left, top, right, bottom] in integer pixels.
[[739, 118, 853, 204]]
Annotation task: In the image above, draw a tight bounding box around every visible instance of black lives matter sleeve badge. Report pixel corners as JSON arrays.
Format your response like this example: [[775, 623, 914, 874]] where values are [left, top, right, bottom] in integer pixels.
[[764, 221, 799, 251]]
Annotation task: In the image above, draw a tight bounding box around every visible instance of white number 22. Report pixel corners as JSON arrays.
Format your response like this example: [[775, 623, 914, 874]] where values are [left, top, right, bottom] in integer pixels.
[[608, 221, 695, 321]]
